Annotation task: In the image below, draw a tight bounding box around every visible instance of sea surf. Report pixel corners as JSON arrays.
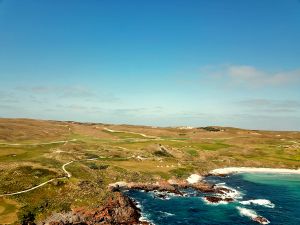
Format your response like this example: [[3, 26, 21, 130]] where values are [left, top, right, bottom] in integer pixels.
[[125, 173, 300, 224]]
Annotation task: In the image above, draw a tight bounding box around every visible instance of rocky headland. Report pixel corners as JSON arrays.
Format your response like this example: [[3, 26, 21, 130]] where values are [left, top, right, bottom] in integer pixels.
[[40, 173, 271, 225], [40, 175, 236, 225], [40, 192, 149, 225]]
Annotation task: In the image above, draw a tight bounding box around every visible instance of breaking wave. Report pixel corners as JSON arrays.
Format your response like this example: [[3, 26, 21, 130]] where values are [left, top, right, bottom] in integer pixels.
[[236, 206, 270, 224], [201, 197, 229, 205], [240, 199, 275, 208], [215, 183, 243, 199], [158, 211, 175, 217]]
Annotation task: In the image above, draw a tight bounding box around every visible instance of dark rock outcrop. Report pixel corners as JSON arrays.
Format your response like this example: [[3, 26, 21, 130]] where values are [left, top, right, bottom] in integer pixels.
[[252, 216, 269, 224], [109, 180, 217, 196], [215, 187, 234, 194], [203, 196, 234, 204], [42, 192, 149, 225]]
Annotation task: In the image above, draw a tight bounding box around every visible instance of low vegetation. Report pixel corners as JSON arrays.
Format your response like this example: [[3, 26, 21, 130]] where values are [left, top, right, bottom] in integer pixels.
[[0, 118, 299, 224]]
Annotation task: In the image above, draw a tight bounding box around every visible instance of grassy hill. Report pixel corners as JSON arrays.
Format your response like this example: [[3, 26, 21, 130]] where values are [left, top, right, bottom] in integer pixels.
[[0, 118, 299, 224]]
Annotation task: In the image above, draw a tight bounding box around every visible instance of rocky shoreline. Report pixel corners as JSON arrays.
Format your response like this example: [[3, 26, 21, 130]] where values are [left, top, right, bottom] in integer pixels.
[[108, 178, 235, 203], [40, 174, 270, 225], [40, 192, 150, 225], [40, 177, 231, 225]]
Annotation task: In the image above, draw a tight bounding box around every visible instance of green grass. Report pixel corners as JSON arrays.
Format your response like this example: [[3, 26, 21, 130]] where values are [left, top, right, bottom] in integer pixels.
[[0, 166, 58, 194], [196, 141, 231, 151], [186, 148, 199, 156], [1, 119, 300, 224], [170, 167, 195, 178]]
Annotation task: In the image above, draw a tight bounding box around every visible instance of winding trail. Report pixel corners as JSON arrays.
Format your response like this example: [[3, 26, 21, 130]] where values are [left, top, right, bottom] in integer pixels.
[[61, 161, 74, 178], [0, 158, 96, 197], [103, 127, 185, 142], [0, 179, 55, 197], [0, 139, 77, 146], [103, 128, 158, 139]]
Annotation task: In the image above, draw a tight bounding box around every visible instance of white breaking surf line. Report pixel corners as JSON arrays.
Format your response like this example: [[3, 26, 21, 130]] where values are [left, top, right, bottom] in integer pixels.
[[240, 199, 275, 208]]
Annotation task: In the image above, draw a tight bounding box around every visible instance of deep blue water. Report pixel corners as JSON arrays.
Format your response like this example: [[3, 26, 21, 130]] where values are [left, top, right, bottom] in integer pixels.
[[125, 173, 300, 225]]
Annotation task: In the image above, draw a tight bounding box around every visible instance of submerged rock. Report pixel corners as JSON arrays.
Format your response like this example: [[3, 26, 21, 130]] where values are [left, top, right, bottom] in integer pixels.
[[204, 196, 234, 204]]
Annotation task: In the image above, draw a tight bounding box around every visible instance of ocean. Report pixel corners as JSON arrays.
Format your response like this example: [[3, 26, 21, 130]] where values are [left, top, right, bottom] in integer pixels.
[[125, 173, 300, 225]]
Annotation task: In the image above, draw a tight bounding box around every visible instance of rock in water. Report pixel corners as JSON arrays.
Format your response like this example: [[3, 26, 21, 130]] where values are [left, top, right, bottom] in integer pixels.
[[252, 216, 270, 224], [204, 196, 234, 204]]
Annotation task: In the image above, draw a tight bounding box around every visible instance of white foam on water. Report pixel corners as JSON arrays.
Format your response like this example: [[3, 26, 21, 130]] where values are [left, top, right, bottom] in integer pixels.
[[215, 183, 243, 200], [151, 190, 183, 200], [135, 200, 156, 225], [159, 211, 175, 217], [201, 197, 229, 205], [139, 215, 156, 225], [236, 206, 270, 224], [240, 199, 275, 208], [134, 200, 142, 210], [237, 206, 257, 218]]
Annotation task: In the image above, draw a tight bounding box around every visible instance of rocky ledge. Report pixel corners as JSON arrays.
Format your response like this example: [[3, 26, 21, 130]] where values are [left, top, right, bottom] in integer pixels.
[[41, 192, 149, 225], [109, 179, 232, 197]]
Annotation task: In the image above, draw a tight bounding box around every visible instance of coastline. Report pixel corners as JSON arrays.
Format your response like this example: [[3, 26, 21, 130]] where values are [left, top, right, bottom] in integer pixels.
[[210, 167, 300, 175], [42, 171, 298, 225]]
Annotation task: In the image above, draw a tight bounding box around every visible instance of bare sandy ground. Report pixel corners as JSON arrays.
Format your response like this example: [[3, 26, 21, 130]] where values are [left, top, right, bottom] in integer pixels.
[[210, 167, 300, 175]]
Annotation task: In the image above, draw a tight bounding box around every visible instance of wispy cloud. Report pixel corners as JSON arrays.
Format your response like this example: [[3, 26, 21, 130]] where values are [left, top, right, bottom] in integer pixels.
[[15, 85, 120, 102], [236, 99, 300, 113], [201, 65, 300, 88], [0, 91, 19, 103], [228, 65, 300, 87]]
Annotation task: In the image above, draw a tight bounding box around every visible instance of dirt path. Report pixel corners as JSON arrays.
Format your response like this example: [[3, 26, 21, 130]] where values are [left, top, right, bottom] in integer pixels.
[[0, 139, 77, 146], [0, 158, 97, 197], [61, 161, 74, 178], [103, 127, 158, 139], [0, 179, 56, 197], [103, 127, 186, 143]]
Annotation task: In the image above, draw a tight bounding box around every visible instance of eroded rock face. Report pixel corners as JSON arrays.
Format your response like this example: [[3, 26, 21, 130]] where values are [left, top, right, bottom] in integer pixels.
[[42, 192, 149, 225]]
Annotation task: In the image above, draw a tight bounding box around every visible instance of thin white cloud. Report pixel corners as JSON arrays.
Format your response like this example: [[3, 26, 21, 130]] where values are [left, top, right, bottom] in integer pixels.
[[228, 65, 300, 87], [201, 65, 300, 88], [237, 99, 300, 113], [15, 85, 120, 102]]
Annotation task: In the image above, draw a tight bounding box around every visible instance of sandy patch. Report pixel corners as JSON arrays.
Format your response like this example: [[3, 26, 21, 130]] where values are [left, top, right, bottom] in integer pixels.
[[210, 167, 300, 175]]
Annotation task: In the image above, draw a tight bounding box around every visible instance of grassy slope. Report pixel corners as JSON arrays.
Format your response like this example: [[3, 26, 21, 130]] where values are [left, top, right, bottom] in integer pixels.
[[0, 118, 299, 224]]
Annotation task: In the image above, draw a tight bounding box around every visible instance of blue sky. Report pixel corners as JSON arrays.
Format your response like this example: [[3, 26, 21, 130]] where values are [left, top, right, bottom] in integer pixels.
[[1, 0, 300, 130]]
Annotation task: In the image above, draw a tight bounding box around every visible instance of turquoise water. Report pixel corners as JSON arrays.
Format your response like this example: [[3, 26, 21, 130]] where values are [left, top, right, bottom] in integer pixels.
[[125, 173, 300, 224]]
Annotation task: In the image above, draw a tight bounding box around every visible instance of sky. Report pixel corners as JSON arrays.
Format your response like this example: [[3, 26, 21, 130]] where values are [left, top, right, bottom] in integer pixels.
[[0, 0, 300, 130]]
